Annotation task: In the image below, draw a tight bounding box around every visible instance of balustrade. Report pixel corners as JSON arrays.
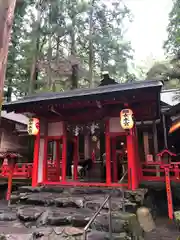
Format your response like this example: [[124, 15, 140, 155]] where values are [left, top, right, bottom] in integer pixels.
[[141, 161, 180, 181], [0, 163, 33, 179]]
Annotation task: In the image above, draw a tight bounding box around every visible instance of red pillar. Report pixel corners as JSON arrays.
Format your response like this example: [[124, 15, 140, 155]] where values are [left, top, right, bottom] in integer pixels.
[[56, 140, 60, 181], [32, 127, 40, 187], [127, 128, 138, 190], [164, 167, 174, 219], [6, 162, 14, 201], [43, 136, 48, 182], [112, 137, 117, 182], [73, 136, 78, 180], [62, 122, 67, 182], [105, 120, 111, 185], [133, 127, 141, 184], [43, 121, 48, 182]]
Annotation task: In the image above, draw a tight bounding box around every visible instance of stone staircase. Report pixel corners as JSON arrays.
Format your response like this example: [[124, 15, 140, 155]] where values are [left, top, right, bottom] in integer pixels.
[[0, 186, 148, 239], [0, 186, 178, 239]]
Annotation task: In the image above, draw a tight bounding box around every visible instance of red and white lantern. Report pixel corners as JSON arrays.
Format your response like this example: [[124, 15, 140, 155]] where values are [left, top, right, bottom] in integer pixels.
[[27, 118, 39, 135], [120, 109, 134, 130]]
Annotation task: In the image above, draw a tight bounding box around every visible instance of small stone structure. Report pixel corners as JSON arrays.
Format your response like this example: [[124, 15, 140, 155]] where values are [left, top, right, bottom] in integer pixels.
[[174, 210, 180, 230]]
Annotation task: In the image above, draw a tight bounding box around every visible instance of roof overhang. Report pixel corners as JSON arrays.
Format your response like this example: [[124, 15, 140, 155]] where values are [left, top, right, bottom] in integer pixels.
[[2, 80, 163, 122]]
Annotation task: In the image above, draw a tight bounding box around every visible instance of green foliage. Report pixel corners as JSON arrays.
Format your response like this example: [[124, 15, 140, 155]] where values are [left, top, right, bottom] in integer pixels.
[[160, 0, 180, 91], [145, 59, 180, 90], [164, 0, 180, 56], [147, 0, 180, 91], [6, 0, 133, 99]]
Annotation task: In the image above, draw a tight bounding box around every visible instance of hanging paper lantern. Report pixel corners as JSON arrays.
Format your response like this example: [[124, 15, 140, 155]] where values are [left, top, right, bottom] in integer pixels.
[[27, 118, 39, 135], [120, 109, 134, 130]]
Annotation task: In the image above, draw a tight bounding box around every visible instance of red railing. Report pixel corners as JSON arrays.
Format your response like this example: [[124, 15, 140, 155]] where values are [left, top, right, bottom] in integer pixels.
[[0, 163, 33, 179], [141, 162, 180, 182]]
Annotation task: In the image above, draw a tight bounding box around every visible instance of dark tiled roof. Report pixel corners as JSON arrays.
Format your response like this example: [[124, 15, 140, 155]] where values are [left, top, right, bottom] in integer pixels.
[[2, 80, 163, 110]]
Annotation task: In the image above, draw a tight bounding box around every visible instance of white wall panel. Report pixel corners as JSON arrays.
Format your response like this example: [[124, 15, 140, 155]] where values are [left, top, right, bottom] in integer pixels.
[[48, 122, 63, 136], [38, 138, 44, 183], [109, 117, 125, 133], [40, 119, 46, 137]]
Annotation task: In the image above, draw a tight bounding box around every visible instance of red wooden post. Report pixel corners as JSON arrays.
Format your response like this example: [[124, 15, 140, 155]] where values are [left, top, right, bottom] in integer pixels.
[[6, 162, 14, 201], [43, 122, 48, 182], [133, 126, 141, 183], [112, 137, 117, 182], [62, 122, 67, 181], [164, 167, 174, 219], [43, 136, 48, 182], [56, 140, 60, 181], [73, 136, 78, 180], [105, 120, 111, 185], [32, 125, 40, 187], [127, 133, 132, 189], [127, 129, 138, 190]]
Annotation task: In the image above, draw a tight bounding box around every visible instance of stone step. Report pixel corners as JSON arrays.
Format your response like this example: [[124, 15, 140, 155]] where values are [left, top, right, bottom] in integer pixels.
[[16, 186, 147, 204], [0, 229, 128, 240], [18, 186, 147, 200], [0, 203, 132, 234], [10, 191, 139, 214]]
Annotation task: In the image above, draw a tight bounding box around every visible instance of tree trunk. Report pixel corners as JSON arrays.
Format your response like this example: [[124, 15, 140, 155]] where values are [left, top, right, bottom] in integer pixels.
[[29, 0, 41, 94], [71, 64, 78, 89], [47, 35, 52, 89], [6, 86, 12, 102], [56, 36, 60, 61], [0, 0, 16, 104], [70, 18, 78, 89], [70, 19, 76, 57], [88, 0, 95, 88], [29, 39, 40, 94]]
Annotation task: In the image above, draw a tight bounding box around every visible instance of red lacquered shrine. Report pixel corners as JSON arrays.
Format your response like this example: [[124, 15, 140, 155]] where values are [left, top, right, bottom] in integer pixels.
[[2, 80, 164, 190]]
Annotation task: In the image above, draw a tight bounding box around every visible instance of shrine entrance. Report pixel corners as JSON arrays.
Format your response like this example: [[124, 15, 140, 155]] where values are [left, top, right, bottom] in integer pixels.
[[110, 135, 128, 183], [46, 137, 63, 181]]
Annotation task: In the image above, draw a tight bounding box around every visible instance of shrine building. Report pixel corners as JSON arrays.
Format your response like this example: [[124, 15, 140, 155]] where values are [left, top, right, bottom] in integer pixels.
[[3, 79, 178, 190]]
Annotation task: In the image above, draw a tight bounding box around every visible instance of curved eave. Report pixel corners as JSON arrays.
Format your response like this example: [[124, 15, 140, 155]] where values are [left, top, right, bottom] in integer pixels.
[[2, 80, 163, 112]]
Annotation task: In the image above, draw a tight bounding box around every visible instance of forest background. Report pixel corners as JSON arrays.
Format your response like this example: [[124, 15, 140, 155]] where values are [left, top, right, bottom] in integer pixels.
[[4, 0, 180, 102]]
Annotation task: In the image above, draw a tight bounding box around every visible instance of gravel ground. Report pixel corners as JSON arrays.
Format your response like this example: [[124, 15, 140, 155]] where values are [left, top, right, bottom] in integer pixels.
[[145, 218, 180, 240]]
